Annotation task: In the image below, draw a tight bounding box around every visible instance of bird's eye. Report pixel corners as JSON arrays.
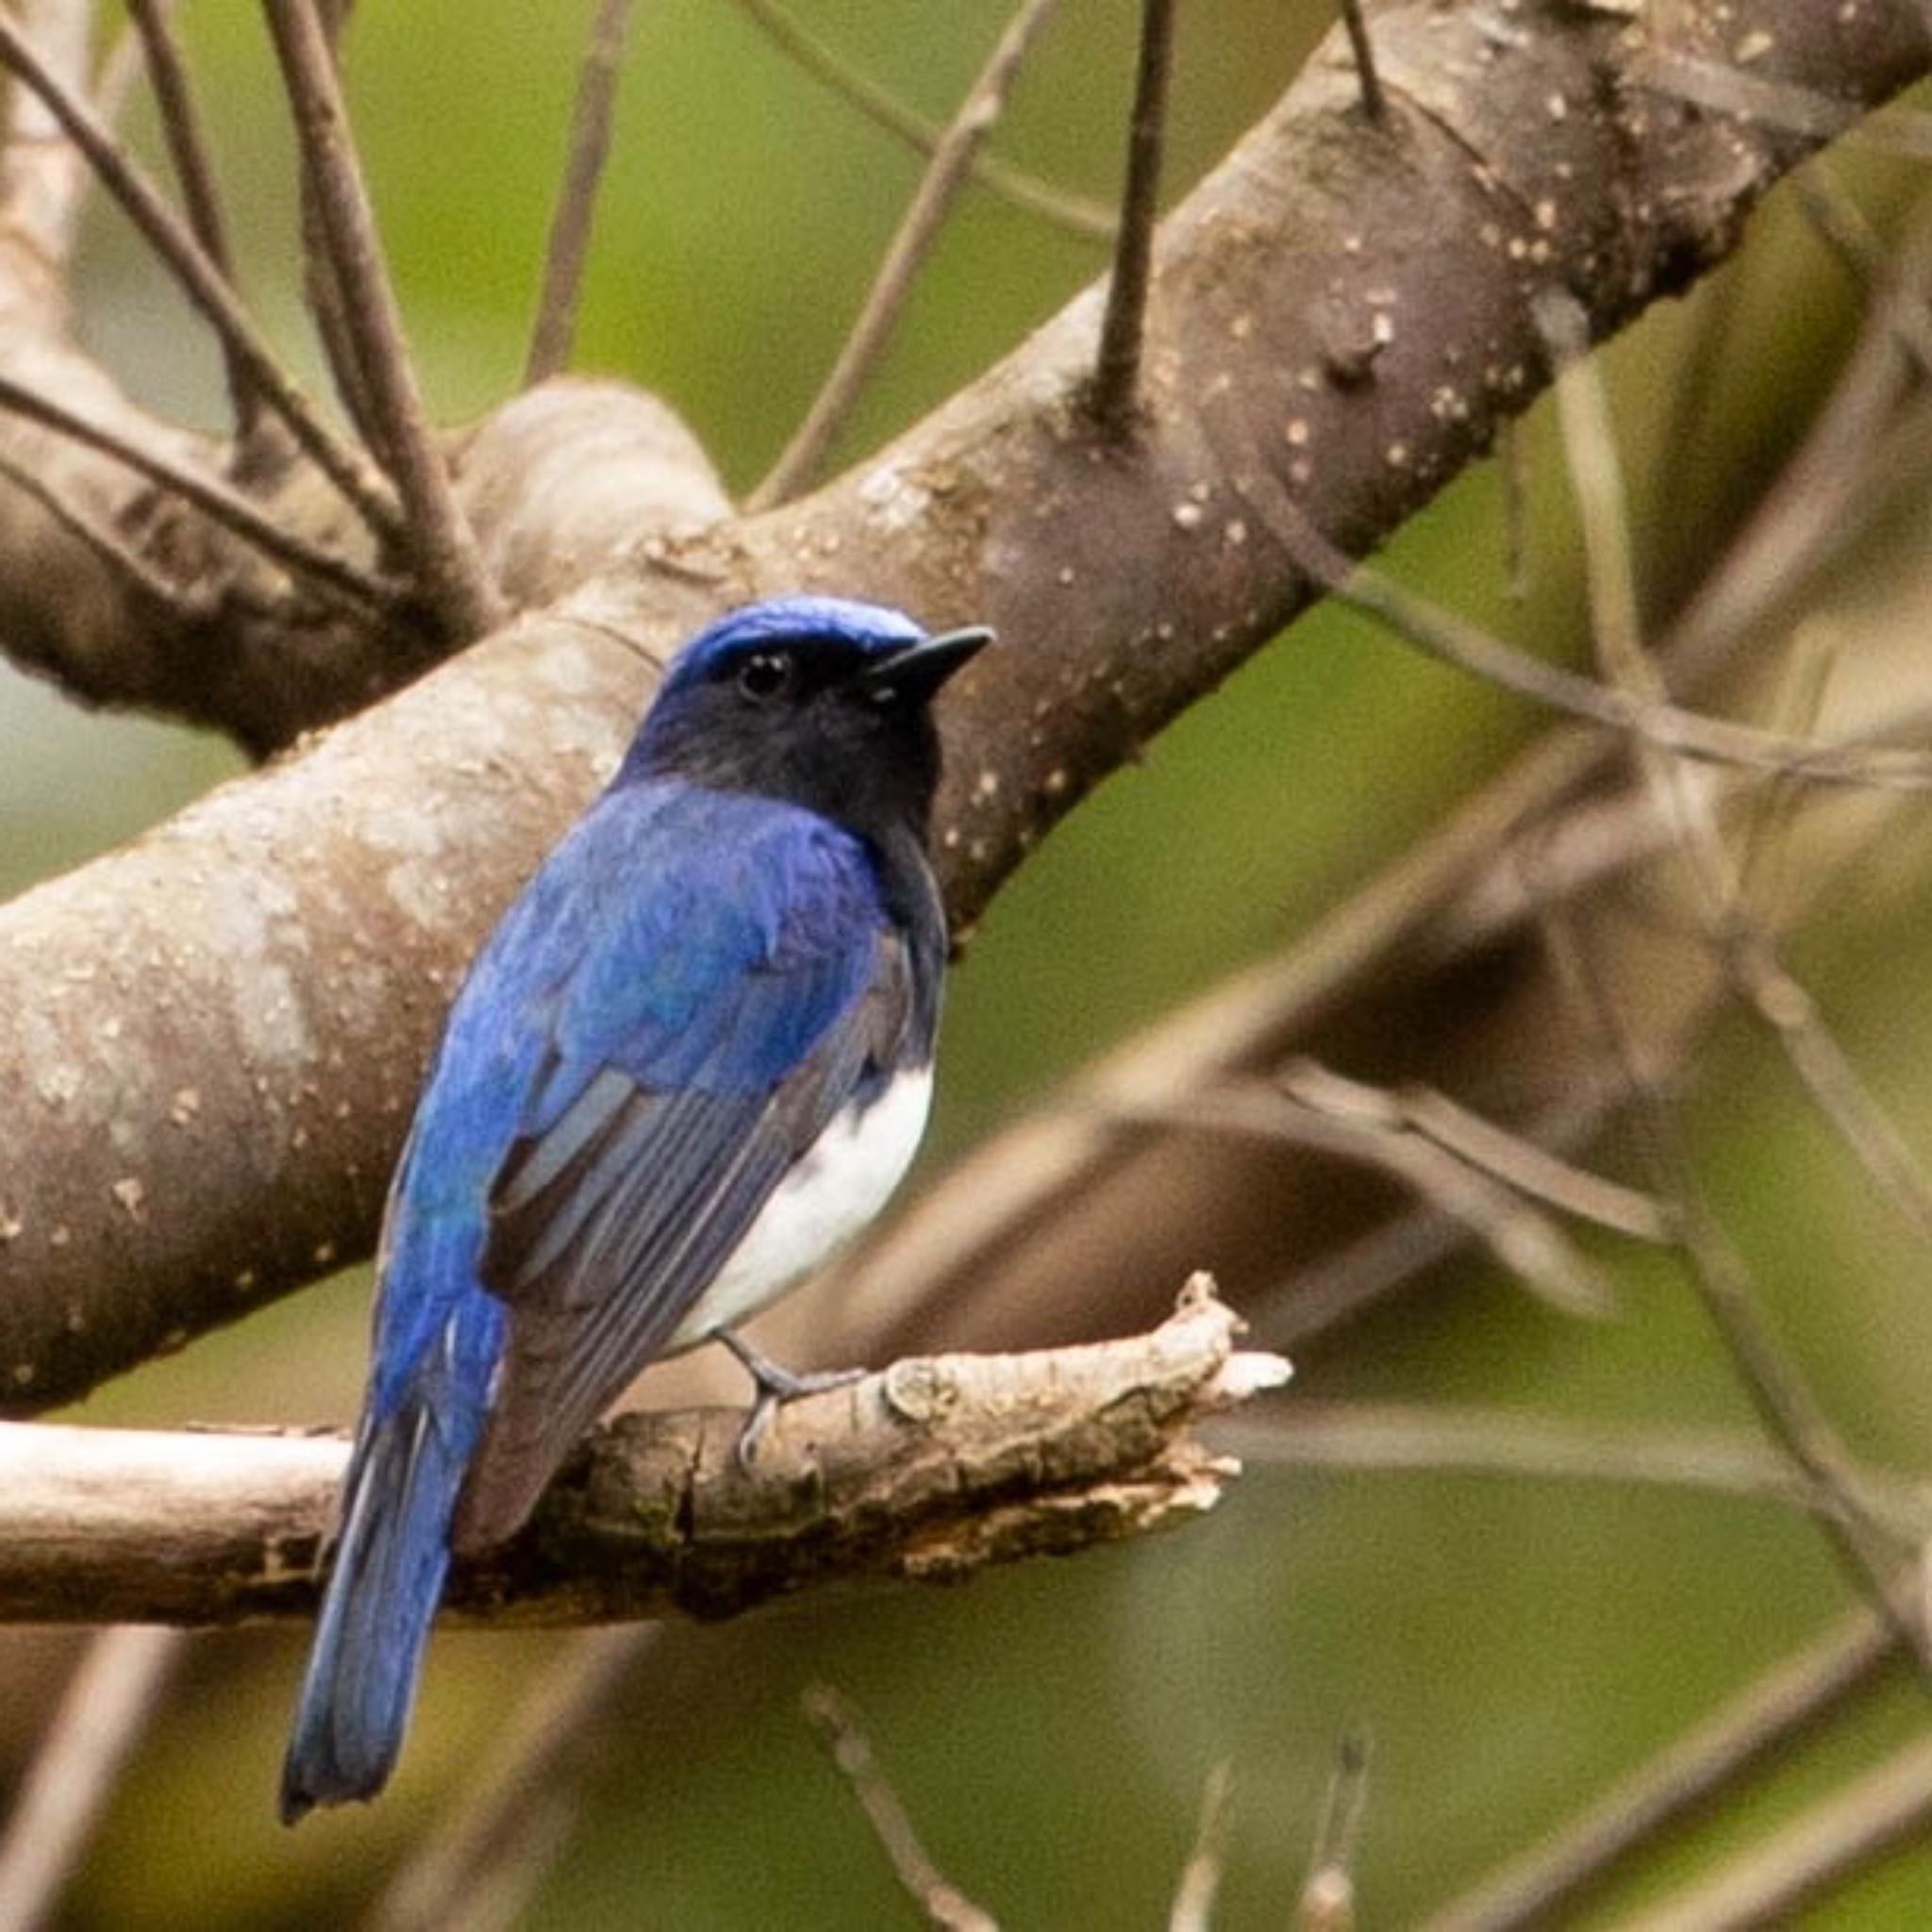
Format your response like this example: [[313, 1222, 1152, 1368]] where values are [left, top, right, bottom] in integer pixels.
[[735, 652, 794, 702]]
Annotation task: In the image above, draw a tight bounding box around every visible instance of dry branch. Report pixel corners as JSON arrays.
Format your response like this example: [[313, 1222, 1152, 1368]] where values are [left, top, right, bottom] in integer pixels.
[[0, 1281, 1286, 1626]]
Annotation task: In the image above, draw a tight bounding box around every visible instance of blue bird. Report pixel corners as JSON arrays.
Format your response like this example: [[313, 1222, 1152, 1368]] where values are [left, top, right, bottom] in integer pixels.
[[280, 595, 990, 1821]]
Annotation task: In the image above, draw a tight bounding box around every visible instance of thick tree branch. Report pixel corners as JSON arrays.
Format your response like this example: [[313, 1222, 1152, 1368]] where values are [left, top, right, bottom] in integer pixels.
[[0, 1, 1926, 1407], [0, 1285, 1286, 1625]]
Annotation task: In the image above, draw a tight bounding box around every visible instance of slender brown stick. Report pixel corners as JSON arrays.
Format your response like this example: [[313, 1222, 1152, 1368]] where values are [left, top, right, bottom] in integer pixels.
[[747, 0, 1062, 509], [1540, 287, 1932, 1661], [0, 1627, 188, 1932], [729, 0, 1114, 242], [0, 444, 207, 614], [1284, 512, 1932, 791], [1336, 0, 1385, 121], [0, 10, 399, 538], [525, 0, 636, 386], [0, 369, 400, 610], [804, 1685, 998, 1932], [1635, 1733, 1932, 1927], [1086, 0, 1174, 433], [126, 0, 261, 438], [1422, 1606, 1901, 1931], [264, 0, 505, 639], [1218, 1403, 1927, 1530]]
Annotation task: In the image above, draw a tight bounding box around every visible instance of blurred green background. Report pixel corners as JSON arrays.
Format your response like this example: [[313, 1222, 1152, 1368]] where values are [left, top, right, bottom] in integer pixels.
[[8, 3, 1932, 1924]]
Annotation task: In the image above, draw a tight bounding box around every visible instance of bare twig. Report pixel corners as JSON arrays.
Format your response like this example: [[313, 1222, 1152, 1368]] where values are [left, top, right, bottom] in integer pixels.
[[1086, 0, 1174, 434], [1636, 1732, 1932, 1928], [1422, 1605, 1901, 1931], [728, 0, 1114, 241], [1537, 876, 1932, 1673], [0, 368, 400, 611], [1297, 1731, 1371, 1932], [1217, 1404, 1928, 1532], [1336, 0, 1385, 122], [1539, 289, 1932, 1667], [1169, 1761, 1236, 1932], [0, 1627, 188, 1932], [371, 1626, 657, 1932], [748, 0, 1062, 509], [1283, 511, 1932, 793], [0, 444, 207, 615], [126, 0, 262, 438], [265, 0, 505, 638], [804, 1685, 998, 1932], [1104, 1074, 1644, 1320], [525, 0, 635, 385], [0, 9, 400, 538]]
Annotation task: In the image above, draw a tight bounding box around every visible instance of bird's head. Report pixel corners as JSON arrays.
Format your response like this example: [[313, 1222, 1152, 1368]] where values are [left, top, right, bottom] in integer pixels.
[[620, 597, 991, 843]]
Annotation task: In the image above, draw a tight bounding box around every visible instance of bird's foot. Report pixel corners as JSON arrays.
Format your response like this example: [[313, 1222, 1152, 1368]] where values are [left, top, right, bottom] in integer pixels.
[[713, 1327, 866, 1471]]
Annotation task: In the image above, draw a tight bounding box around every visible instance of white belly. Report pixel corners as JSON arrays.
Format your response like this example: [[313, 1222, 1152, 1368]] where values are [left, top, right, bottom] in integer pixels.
[[666, 1065, 933, 1351]]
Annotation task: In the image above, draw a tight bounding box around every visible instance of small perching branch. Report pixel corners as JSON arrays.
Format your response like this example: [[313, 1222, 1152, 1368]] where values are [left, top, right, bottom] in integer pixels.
[[525, 0, 636, 386], [0, 1281, 1286, 1627], [746, 0, 1063, 510], [265, 0, 506, 639]]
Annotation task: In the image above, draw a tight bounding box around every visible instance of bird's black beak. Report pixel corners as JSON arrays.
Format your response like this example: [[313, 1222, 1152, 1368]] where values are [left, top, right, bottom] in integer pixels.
[[859, 625, 993, 700]]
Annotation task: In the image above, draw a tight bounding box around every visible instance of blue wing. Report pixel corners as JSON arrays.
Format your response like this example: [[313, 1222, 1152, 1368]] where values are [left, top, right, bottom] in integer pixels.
[[282, 782, 912, 1815], [453, 791, 918, 1544]]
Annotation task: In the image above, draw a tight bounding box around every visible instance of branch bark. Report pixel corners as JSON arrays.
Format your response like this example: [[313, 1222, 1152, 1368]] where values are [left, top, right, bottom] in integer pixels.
[[0, 1283, 1285, 1625], [0, 1, 1926, 1408]]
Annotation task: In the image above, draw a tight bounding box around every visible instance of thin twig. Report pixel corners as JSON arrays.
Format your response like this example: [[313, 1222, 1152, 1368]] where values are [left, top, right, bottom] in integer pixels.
[[0, 1627, 188, 1932], [1336, 0, 1385, 121], [748, 0, 1062, 509], [1218, 1403, 1928, 1532], [1297, 1730, 1372, 1932], [1283, 510, 1932, 792], [0, 368, 401, 611], [1636, 1732, 1932, 1929], [126, 0, 262, 438], [1169, 1761, 1235, 1932], [1102, 1081, 1635, 1321], [370, 1627, 656, 1932], [525, 0, 635, 385], [803, 1685, 999, 1932], [0, 444, 207, 614], [1540, 288, 1932, 1662], [1422, 1604, 1901, 1930], [0, 9, 400, 539], [729, 0, 1114, 241], [1280, 1060, 1672, 1242], [1536, 873, 1932, 1675], [1086, 0, 1174, 434], [264, 0, 505, 639]]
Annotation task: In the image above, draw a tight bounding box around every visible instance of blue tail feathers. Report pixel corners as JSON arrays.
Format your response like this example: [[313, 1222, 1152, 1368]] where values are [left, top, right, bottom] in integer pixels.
[[279, 1391, 471, 1822]]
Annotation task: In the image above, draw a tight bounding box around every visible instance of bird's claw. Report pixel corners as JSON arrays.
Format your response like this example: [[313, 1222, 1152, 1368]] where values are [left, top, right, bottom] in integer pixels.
[[713, 1327, 865, 1471]]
